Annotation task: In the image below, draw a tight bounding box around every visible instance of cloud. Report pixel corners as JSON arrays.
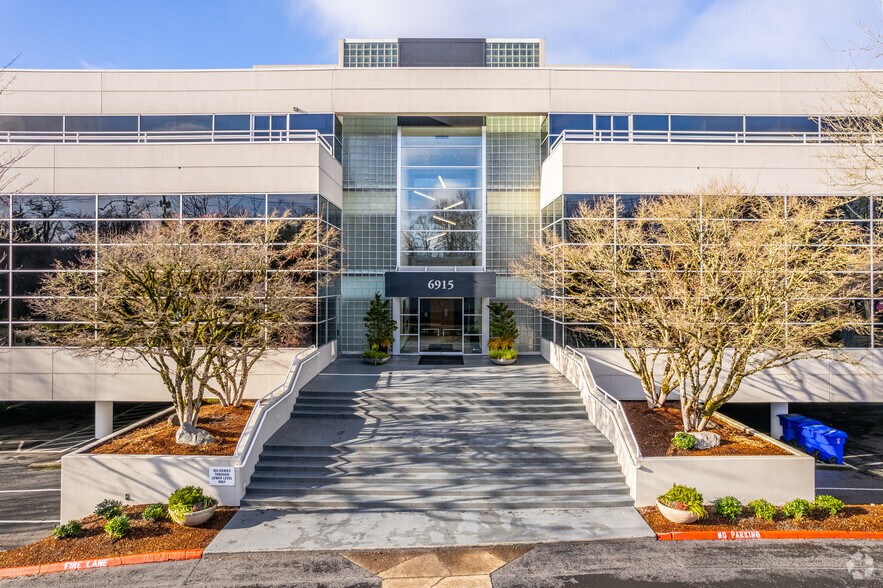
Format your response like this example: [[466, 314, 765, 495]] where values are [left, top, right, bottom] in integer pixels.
[[292, 0, 883, 68], [78, 59, 120, 70]]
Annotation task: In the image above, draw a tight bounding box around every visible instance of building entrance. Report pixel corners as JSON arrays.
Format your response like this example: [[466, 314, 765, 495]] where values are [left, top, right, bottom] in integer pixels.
[[419, 298, 463, 353]]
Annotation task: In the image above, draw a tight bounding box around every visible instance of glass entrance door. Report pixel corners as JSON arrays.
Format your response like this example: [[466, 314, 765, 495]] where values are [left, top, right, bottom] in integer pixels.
[[419, 298, 463, 353]]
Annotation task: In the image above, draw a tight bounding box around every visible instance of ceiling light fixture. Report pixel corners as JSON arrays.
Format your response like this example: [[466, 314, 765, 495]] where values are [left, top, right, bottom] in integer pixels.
[[433, 215, 456, 225], [443, 200, 464, 210], [427, 232, 446, 241], [437, 175, 447, 189], [414, 190, 436, 201]]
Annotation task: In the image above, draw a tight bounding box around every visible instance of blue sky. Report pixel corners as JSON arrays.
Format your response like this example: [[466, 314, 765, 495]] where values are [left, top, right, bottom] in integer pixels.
[[2, 0, 883, 70]]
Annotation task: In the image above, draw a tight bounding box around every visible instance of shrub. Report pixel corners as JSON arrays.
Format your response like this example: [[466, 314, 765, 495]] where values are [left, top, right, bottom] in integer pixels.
[[104, 515, 130, 540], [489, 348, 517, 360], [713, 496, 743, 522], [94, 499, 123, 520], [361, 349, 389, 364], [52, 520, 83, 540], [488, 301, 519, 351], [657, 484, 707, 519], [142, 503, 167, 522], [812, 495, 845, 517], [670, 432, 696, 450], [749, 499, 777, 521], [168, 485, 215, 523], [782, 498, 813, 520]]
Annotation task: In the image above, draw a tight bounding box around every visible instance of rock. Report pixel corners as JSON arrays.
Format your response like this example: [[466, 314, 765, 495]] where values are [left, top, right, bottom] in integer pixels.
[[691, 431, 721, 450], [175, 423, 216, 446], [167, 413, 180, 426]]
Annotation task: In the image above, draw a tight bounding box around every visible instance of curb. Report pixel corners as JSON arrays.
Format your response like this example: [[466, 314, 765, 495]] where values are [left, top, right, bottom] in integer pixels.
[[0, 549, 204, 578], [657, 530, 883, 541]]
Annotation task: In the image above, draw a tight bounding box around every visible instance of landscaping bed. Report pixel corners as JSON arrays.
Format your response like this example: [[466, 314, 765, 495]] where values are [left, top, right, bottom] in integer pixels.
[[622, 401, 791, 457], [0, 505, 237, 569], [639, 504, 883, 534], [89, 402, 254, 456]]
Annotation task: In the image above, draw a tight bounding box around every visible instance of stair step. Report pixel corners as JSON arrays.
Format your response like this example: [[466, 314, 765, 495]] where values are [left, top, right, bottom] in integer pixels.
[[240, 494, 635, 510], [252, 451, 619, 469], [289, 411, 586, 421], [260, 443, 613, 454], [296, 390, 583, 400], [249, 472, 626, 485], [244, 481, 631, 497], [253, 461, 622, 473]]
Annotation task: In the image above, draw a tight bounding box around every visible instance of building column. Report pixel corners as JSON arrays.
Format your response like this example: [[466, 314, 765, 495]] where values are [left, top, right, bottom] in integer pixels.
[[95, 401, 113, 439], [770, 402, 789, 439]]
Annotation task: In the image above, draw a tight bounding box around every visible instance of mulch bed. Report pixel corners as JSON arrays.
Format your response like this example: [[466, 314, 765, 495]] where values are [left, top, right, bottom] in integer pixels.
[[0, 505, 237, 568], [622, 401, 791, 457], [639, 504, 883, 533], [90, 402, 254, 456]]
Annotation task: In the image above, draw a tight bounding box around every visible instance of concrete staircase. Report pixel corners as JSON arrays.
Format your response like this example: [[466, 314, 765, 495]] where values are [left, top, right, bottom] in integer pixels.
[[242, 356, 633, 510]]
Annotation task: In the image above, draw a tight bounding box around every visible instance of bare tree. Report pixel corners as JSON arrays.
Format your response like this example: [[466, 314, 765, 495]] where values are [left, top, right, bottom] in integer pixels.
[[29, 216, 338, 443], [520, 179, 871, 431]]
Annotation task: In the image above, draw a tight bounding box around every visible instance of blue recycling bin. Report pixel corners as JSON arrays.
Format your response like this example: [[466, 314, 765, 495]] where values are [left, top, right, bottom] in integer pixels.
[[777, 414, 821, 444], [806, 426, 848, 465]]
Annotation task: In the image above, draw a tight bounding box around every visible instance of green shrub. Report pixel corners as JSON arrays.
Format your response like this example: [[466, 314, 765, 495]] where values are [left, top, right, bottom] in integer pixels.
[[94, 499, 123, 520], [782, 498, 813, 520], [142, 503, 167, 522], [657, 484, 707, 519], [361, 349, 389, 363], [52, 520, 83, 540], [713, 496, 743, 522], [489, 348, 517, 360], [749, 499, 777, 521], [812, 495, 845, 517], [670, 432, 696, 450], [104, 515, 130, 540]]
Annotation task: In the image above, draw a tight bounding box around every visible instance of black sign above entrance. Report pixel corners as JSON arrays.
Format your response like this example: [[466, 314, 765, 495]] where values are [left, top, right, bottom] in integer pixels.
[[385, 271, 497, 298]]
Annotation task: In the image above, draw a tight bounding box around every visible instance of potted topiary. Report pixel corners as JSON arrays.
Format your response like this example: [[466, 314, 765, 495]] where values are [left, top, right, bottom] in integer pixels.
[[488, 301, 518, 365], [656, 483, 707, 524], [362, 292, 397, 364], [168, 485, 217, 527]]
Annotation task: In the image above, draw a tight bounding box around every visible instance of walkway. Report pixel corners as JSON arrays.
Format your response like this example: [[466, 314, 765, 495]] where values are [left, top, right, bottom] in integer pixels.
[[208, 355, 653, 552]]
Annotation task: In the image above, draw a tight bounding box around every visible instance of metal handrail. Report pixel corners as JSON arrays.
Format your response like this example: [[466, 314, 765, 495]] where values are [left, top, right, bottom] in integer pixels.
[[563, 345, 643, 466], [0, 129, 334, 155], [233, 345, 318, 469], [548, 128, 865, 153]]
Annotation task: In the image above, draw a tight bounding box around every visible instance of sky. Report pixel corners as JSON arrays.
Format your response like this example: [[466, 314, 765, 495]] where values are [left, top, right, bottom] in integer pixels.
[[2, 0, 883, 70]]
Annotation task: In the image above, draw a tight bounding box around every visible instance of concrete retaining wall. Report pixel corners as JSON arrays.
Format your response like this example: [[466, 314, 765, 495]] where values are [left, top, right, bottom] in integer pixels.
[[60, 342, 336, 520]]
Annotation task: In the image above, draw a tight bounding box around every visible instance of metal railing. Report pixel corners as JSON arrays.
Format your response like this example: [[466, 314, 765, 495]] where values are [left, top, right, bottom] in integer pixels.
[[547, 129, 866, 153], [0, 129, 334, 154], [562, 345, 642, 468], [233, 345, 319, 470]]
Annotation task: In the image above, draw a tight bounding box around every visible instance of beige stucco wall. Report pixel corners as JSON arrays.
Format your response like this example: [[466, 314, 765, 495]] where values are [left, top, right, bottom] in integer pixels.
[[6, 141, 342, 207], [1, 67, 878, 117], [0, 348, 306, 402], [541, 141, 851, 208]]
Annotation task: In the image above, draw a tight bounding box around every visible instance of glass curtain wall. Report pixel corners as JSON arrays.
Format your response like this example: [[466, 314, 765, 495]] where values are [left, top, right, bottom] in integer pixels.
[[541, 193, 876, 349], [399, 127, 485, 267], [0, 193, 341, 347]]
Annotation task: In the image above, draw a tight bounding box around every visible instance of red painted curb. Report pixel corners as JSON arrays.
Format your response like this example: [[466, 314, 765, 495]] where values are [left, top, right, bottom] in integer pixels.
[[0, 549, 204, 578], [657, 529, 883, 541]]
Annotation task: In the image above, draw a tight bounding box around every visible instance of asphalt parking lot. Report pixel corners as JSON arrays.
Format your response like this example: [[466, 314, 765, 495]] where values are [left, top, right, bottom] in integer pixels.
[[0, 402, 167, 550]]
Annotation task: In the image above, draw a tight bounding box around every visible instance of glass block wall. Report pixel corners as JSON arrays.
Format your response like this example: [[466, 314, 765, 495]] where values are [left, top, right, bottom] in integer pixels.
[[342, 41, 398, 68], [485, 41, 541, 67], [340, 116, 398, 352], [486, 116, 544, 352]]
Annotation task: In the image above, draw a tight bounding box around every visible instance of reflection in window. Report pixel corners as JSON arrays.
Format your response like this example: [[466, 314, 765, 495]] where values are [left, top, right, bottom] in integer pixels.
[[98, 195, 179, 219], [182, 194, 265, 218]]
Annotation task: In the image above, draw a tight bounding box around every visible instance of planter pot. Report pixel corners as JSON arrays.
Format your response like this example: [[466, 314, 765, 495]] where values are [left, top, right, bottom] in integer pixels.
[[173, 503, 217, 527], [656, 500, 699, 524], [362, 355, 390, 365], [489, 357, 517, 366]]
